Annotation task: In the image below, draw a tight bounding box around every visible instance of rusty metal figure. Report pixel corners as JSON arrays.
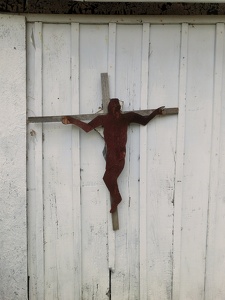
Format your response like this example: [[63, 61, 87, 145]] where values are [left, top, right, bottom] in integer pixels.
[[62, 98, 164, 213]]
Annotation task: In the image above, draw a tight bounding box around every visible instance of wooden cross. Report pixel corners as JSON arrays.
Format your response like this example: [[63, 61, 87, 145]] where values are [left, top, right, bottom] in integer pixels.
[[28, 73, 178, 230]]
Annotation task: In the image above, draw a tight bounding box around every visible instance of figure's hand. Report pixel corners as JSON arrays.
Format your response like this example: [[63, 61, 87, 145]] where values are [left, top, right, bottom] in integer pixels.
[[157, 106, 165, 115], [62, 116, 72, 125]]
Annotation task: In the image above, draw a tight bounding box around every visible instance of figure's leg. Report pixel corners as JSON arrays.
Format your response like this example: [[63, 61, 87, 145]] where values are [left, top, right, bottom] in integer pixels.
[[103, 171, 121, 213], [103, 161, 124, 213]]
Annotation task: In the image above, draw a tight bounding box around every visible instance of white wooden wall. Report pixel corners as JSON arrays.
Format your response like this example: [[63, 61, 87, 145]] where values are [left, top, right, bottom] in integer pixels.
[[27, 16, 225, 300]]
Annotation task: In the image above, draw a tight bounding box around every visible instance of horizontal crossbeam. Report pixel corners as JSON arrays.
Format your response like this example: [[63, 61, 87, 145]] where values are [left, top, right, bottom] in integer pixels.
[[27, 107, 178, 123]]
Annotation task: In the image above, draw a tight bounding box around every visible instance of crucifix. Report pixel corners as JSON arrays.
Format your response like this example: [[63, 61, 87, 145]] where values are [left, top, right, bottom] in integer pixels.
[[28, 73, 178, 230]]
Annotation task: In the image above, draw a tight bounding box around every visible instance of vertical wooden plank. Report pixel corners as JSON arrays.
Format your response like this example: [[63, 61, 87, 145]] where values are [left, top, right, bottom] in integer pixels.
[[179, 25, 215, 300], [79, 24, 109, 299], [205, 25, 225, 298], [34, 22, 44, 300], [108, 23, 116, 98], [42, 24, 74, 300], [27, 23, 35, 300], [172, 23, 188, 300], [27, 22, 37, 300], [107, 23, 117, 275], [71, 22, 82, 300], [112, 24, 142, 300], [27, 21, 45, 300], [101, 73, 110, 111], [205, 23, 225, 300], [139, 22, 150, 300], [80, 24, 108, 113], [147, 24, 180, 300]]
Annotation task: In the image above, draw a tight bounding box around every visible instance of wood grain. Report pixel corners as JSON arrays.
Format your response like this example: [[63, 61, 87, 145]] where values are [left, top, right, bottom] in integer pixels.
[[28, 108, 178, 123]]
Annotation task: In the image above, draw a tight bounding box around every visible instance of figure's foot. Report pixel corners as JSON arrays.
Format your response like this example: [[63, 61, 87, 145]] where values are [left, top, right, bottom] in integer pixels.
[[110, 199, 121, 213]]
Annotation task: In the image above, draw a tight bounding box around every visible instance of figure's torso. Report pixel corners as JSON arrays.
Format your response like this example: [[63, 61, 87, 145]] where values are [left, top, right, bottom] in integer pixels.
[[103, 114, 129, 163]]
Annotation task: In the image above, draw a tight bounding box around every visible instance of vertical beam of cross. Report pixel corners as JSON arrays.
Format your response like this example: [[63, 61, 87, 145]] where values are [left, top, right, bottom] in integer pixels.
[[101, 73, 119, 231]]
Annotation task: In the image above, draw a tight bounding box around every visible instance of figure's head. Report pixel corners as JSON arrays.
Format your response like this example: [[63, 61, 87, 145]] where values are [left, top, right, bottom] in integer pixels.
[[108, 98, 121, 114]]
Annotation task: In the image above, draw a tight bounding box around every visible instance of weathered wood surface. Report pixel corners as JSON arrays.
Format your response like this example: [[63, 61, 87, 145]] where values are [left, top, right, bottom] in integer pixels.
[[28, 108, 178, 123], [204, 23, 225, 300], [172, 23, 188, 299], [144, 24, 180, 300], [27, 18, 225, 300], [179, 25, 215, 300], [27, 21, 45, 300], [139, 22, 149, 300]]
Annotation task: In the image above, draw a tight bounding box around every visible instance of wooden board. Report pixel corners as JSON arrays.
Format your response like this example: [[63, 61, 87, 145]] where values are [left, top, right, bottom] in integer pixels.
[[179, 25, 215, 300], [28, 108, 178, 123], [204, 23, 225, 300], [111, 24, 143, 299], [146, 24, 181, 299]]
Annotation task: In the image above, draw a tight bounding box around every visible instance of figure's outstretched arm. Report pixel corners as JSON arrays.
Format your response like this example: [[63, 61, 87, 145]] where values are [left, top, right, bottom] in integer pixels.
[[128, 106, 165, 126], [62, 115, 103, 132]]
